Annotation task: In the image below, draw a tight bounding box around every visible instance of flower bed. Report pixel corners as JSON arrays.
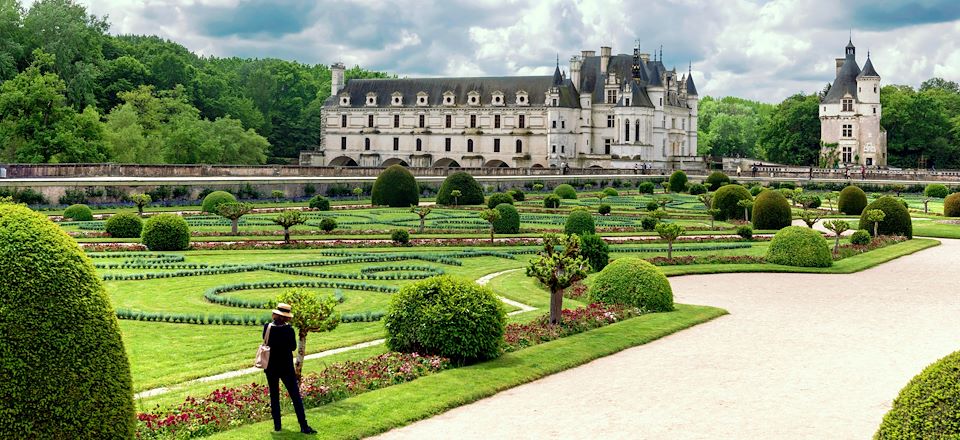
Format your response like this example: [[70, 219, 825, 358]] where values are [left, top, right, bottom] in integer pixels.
[[503, 303, 643, 352], [645, 255, 767, 266], [833, 234, 908, 260]]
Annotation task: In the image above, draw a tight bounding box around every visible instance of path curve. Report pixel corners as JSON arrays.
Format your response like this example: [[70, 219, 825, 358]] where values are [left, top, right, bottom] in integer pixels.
[[476, 268, 537, 316], [374, 239, 960, 439]]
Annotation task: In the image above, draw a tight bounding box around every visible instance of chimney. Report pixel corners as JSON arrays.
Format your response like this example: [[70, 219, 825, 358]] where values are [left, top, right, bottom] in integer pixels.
[[581, 50, 595, 58], [600, 46, 611, 75], [331, 62, 345, 96], [569, 56, 582, 89], [835, 58, 845, 76]]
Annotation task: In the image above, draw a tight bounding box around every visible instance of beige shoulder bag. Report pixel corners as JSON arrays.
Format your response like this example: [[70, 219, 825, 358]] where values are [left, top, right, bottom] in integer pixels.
[[254, 323, 272, 369]]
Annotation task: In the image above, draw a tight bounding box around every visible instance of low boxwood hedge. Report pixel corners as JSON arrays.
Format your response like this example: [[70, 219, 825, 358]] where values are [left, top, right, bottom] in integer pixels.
[[63, 203, 93, 221], [564, 210, 596, 235], [141, 214, 190, 251], [765, 226, 832, 267], [104, 212, 143, 238], [589, 257, 673, 311], [554, 184, 577, 199]]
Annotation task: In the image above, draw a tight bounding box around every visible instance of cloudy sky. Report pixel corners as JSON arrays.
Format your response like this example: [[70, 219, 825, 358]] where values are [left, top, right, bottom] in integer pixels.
[[28, 0, 960, 103]]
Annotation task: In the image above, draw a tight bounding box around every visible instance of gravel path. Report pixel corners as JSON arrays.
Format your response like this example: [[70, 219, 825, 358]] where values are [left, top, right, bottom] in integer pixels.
[[375, 239, 960, 439]]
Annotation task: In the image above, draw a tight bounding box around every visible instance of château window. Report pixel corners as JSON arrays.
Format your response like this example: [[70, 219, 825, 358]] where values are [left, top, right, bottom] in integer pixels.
[[842, 99, 854, 112], [445, 138, 451, 152], [842, 146, 852, 163], [364, 138, 370, 150], [873, 107, 877, 114], [607, 115, 615, 128], [467, 139, 474, 153], [419, 114, 425, 128], [493, 139, 500, 153], [874, 85, 877, 93], [368, 115, 374, 128], [552, 120, 557, 129], [341, 114, 347, 128], [625, 119, 630, 142], [470, 115, 477, 128], [552, 98, 558, 106], [393, 137, 399, 151], [552, 145, 556, 153], [561, 120, 565, 129], [515, 139, 522, 153], [561, 145, 565, 153], [416, 138, 422, 151], [605, 90, 617, 104], [393, 115, 400, 128], [341, 137, 347, 150], [518, 115, 525, 128], [842, 124, 853, 137], [494, 115, 501, 128], [604, 139, 611, 155], [445, 115, 452, 128]]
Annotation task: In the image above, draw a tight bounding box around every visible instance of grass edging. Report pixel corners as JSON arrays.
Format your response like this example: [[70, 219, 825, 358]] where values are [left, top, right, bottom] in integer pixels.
[[208, 303, 726, 439]]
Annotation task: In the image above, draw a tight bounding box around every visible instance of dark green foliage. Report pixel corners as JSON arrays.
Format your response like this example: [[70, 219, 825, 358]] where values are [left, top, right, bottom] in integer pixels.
[[319, 217, 337, 232], [712, 184, 753, 220], [371, 165, 419, 207], [800, 195, 822, 209], [59, 189, 87, 205], [0, 204, 134, 438], [12, 188, 46, 205], [944, 193, 960, 217], [646, 201, 659, 212], [876, 349, 960, 439], [637, 181, 655, 194], [564, 210, 596, 235], [486, 192, 514, 209], [390, 229, 410, 245], [509, 189, 525, 201], [436, 172, 484, 205], [598, 204, 611, 215], [201, 191, 236, 214], [641, 216, 658, 230], [63, 203, 93, 221], [779, 182, 796, 190], [303, 184, 316, 197], [758, 93, 821, 165], [924, 183, 949, 198], [838, 186, 868, 215], [543, 195, 561, 208], [751, 190, 793, 230], [104, 212, 143, 238], [308, 195, 331, 211], [492, 204, 520, 234], [141, 214, 190, 251], [736, 225, 753, 239], [705, 171, 730, 191], [668, 170, 688, 193], [749, 185, 764, 196], [385, 276, 506, 364], [602, 187, 619, 197], [766, 226, 832, 267], [579, 234, 609, 272], [589, 257, 673, 312], [554, 184, 577, 199], [850, 229, 871, 245], [688, 183, 707, 195], [859, 196, 913, 238]]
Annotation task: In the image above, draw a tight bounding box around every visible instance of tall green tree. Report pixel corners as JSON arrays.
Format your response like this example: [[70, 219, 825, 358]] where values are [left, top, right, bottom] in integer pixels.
[[881, 84, 954, 168], [758, 93, 821, 165], [0, 0, 25, 82]]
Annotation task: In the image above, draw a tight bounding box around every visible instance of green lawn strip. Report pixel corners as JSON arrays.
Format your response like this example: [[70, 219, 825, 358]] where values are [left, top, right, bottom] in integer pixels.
[[913, 222, 960, 239], [207, 303, 727, 440]]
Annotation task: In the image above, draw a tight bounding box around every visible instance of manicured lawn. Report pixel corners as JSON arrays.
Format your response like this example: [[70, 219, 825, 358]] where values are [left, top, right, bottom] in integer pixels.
[[913, 221, 960, 239]]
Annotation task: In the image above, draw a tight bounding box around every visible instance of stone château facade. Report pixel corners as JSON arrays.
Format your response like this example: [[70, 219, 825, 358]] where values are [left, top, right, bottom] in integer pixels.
[[301, 44, 702, 169], [819, 38, 887, 168]]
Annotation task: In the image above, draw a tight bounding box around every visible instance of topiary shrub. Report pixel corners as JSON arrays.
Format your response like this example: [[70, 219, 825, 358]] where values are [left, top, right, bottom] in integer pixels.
[[838, 185, 868, 215], [554, 184, 577, 199], [371, 164, 419, 207], [598, 204, 611, 215], [487, 192, 514, 209], [492, 204, 520, 234], [385, 276, 505, 364], [564, 209, 596, 235], [141, 214, 190, 251], [736, 225, 753, 239], [646, 201, 659, 212], [849, 229, 871, 245], [509, 188, 525, 202], [668, 170, 688, 193], [712, 184, 753, 221], [765, 226, 832, 267], [104, 212, 143, 238], [63, 203, 93, 221], [944, 193, 960, 217], [0, 204, 134, 438], [543, 194, 561, 208], [924, 183, 949, 199], [752, 189, 793, 230], [602, 187, 619, 197], [589, 257, 673, 312], [579, 233, 609, 272], [875, 349, 960, 439], [749, 185, 764, 196], [859, 196, 912, 238], [637, 181, 655, 194], [390, 228, 410, 245], [705, 171, 730, 191], [436, 172, 484, 205], [308, 195, 331, 211], [319, 217, 337, 232], [688, 183, 707, 195], [641, 216, 658, 231], [201, 191, 236, 214]]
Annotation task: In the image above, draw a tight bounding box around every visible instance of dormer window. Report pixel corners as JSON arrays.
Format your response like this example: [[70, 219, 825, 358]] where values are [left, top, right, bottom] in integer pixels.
[[468, 91, 480, 106], [515, 91, 529, 106], [339, 93, 351, 106], [416, 91, 428, 106], [842, 98, 853, 112], [491, 91, 504, 106], [365, 92, 377, 106], [443, 91, 455, 106], [391, 92, 403, 106]]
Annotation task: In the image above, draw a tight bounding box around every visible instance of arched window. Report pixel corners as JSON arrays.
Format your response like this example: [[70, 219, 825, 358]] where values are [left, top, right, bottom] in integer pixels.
[[516, 139, 522, 153], [624, 119, 630, 142], [467, 139, 474, 153], [364, 138, 371, 150], [635, 120, 640, 141], [416, 138, 422, 151]]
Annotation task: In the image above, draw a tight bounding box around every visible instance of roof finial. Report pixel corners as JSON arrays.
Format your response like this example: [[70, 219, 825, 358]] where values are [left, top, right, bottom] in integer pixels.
[[556, 53, 559, 68], [659, 45, 663, 62], [688, 61, 692, 73]]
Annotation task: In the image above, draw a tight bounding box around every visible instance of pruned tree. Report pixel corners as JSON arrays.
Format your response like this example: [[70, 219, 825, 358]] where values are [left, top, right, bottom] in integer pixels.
[[891, 184, 906, 197], [697, 192, 713, 210], [823, 219, 850, 254], [272, 210, 305, 243], [352, 187, 364, 201], [656, 196, 671, 210], [450, 189, 462, 207], [923, 197, 931, 214], [130, 193, 151, 216], [707, 208, 722, 230], [275, 289, 340, 380], [479, 208, 500, 243], [655, 222, 685, 259], [737, 199, 754, 221], [800, 209, 822, 228], [823, 192, 837, 213], [410, 205, 432, 233], [865, 209, 886, 236], [532, 183, 544, 192], [271, 190, 284, 203], [216, 202, 253, 235], [525, 234, 589, 324]]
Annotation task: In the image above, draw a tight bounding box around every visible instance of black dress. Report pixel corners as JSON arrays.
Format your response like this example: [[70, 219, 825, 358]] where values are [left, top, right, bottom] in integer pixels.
[[262, 320, 311, 432]]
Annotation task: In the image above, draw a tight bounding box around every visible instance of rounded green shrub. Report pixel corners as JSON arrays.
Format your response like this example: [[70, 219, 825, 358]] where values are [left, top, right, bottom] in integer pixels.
[[637, 181, 655, 194], [924, 183, 949, 199], [749, 185, 764, 196], [543, 194, 561, 208], [579, 233, 609, 272], [554, 184, 577, 199], [308, 195, 331, 211], [141, 214, 190, 251], [598, 204, 611, 215], [752, 189, 793, 230], [0, 204, 134, 438], [688, 183, 707, 195], [319, 217, 337, 232], [509, 189, 525, 202], [641, 216, 658, 231], [201, 191, 236, 214], [486, 192, 514, 209], [436, 172, 484, 205], [876, 349, 960, 439], [668, 170, 688, 193], [712, 184, 752, 221], [564, 209, 596, 235], [602, 187, 619, 197], [838, 185, 868, 215], [944, 193, 960, 217], [800, 195, 822, 209], [705, 171, 730, 191], [646, 201, 659, 212], [492, 204, 519, 234], [859, 196, 912, 238], [736, 225, 753, 239], [765, 226, 832, 267], [589, 257, 673, 312], [63, 203, 93, 221], [850, 229, 871, 245], [371, 164, 419, 207], [385, 275, 506, 364], [104, 212, 143, 238], [390, 228, 410, 245]]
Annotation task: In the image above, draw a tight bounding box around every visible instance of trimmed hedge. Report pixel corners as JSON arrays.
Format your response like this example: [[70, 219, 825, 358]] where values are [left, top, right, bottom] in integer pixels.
[[554, 184, 577, 199], [705, 171, 730, 191], [945, 193, 960, 217], [589, 257, 673, 312], [688, 183, 707, 195], [668, 170, 688, 193], [579, 233, 609, 272], [201, 191, 236, 214], [0, 204, 135, 438], [371, 165, 420, 207], [598, 204, 611, 215], [838, 185, 868, 215], [564, 210, 596, 235], [749, 185, 764, 196], [751, 189, 793, 230], [63, 203, 93, 221], [436, 172, 484, 205], [141, 214, 190, 251], [104, 212, 143, 238], [509, 189, 525, 202], [766, 226, 832, 267], [543, 194, 561, 208], [602, 187, 619, 197], [390, 229, 410, 245], [736, 225, 753, 239], [859, 196, 912, 238], [637, 181, 655, 194], [487, 192, 514, 209], [924, 183, 950, 199], [309, 195, 331, 211], [712, 184, 752, 221], [876, 349, 960, 439], [385, 276, 506, 364], [492, 204, 520, 234], [850, 229, 871, 245], [319, 217, 337, 232]]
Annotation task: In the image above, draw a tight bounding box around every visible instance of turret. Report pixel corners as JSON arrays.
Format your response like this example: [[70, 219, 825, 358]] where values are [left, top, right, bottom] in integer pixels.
[[856, 52, 881, 104], [331, 62, 345, 97]]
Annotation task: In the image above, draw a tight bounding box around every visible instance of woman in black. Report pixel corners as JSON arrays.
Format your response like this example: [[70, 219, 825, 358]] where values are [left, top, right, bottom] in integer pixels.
[[263, 302, 316, 434]]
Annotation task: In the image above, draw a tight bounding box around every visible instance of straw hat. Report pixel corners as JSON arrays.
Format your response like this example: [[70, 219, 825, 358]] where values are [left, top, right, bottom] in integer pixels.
[[272, 302, 293, 318]]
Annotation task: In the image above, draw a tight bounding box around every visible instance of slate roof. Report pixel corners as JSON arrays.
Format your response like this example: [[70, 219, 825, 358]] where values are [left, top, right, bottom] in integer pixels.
[[857, 55, 879, 78], [327, 76, 580, 108], [686, 72, 698, 96], [823, 53, 861, 104], [580, 54, 656, 108]]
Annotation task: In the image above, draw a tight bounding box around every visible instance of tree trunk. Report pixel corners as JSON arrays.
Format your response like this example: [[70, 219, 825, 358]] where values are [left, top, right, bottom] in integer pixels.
[[490, 225, 495, 243], [549, 287, 563, 324], [710, 218, 714, 230], [744, 207, 749, 221], [454, 197, 458, 206], [295, 332, 307, 380], [668, 240, 673, 259], [283, 227, 291, 244], [874, 222, 879, 237], [231, 218, 239, 235], [834, 235, 840, 254], [419, 218, 425, 233], [137, 205, 143, 216]]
